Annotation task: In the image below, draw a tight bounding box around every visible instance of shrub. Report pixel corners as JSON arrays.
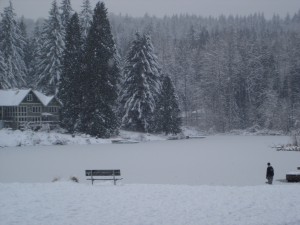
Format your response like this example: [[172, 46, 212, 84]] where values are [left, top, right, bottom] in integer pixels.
[[52, 177, 60, 182], [70, 176, 79, 183]]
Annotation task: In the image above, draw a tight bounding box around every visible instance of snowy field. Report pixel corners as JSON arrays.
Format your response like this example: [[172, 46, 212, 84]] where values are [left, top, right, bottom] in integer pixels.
[[1, 132, 300, 225], [1, 182, 300, 225]]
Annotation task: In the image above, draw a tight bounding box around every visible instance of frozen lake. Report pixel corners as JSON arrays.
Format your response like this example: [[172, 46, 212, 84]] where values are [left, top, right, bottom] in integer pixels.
[[0, 135, 297, 186]]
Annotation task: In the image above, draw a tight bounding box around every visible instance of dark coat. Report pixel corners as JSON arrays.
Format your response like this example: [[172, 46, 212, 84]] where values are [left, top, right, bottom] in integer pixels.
[[266, 166, 274, 177]]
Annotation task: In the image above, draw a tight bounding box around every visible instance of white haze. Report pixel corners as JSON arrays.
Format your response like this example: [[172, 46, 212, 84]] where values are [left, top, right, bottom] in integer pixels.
[[0, 0, 299, 20]]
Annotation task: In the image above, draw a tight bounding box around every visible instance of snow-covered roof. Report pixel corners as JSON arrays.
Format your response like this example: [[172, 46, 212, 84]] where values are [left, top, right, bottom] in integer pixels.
[[0, 89, 31, 106], [33, 91, 54, 106], [286, 171, 300, 175], [0, 89, 55, 106]]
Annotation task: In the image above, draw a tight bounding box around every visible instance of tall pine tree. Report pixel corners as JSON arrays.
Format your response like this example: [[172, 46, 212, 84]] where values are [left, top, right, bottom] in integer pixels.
[[153, 75, 182, 134], [19, 18, 30, 68], [60, 0, 73, 33], [80, 0, 93, 40], [80, 2, 120, 137], [0, 1, 27, 89], [19, 17, 34, 86], [0, 49, 7, 89], [27, 21, 43, 87], [119, 33, 162, 132], [35, 0, 65, 95], [59, 13, 83, 133]]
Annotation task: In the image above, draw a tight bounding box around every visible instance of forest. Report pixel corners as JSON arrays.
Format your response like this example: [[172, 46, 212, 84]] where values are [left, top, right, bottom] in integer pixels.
[[1, 0, 300, 135], [110, 11, 300, 133]]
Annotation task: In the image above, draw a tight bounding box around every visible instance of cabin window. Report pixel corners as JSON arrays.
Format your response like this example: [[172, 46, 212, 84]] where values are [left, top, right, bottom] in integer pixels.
[[18, 117, 27, 122], [49, 107, 57, 113], [6, 107, 16, 117], [32, 106, 41, 113], [18, 107, 27, 116], [28, 117, 41, 122], [27, 94, 33, 102]]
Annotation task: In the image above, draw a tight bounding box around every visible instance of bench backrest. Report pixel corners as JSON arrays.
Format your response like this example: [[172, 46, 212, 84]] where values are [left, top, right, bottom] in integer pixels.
[[85, 170, 121, 176]]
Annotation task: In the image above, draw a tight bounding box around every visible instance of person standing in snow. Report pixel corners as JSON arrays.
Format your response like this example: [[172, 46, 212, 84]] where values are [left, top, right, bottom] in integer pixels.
[[266, 162, 274, 184]]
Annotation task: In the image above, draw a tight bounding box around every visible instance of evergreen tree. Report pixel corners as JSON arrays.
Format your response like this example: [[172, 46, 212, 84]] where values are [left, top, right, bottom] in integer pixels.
[[80, 2, 120, 137], [80, 0, 93, 40], [27, 21, 43, 87], [0, 49, 7, 89], [153, 75, 181, 134], [19, 17, 34, 86], [60, 0, 73, 32], [0, 1, 27, 88], [19, 18, 29, 64], [3, 8, 299, 133], [287, 32, 300, 130], [119, 32, 162, 132], [35, 0, 65, 95], [59, 13, 83, 133]]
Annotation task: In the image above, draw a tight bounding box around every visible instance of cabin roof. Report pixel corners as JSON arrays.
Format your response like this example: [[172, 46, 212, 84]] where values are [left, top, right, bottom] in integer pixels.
[[33, 91, 54, 106], [0, 89, 56, 107], [0, 89, 31, 106]]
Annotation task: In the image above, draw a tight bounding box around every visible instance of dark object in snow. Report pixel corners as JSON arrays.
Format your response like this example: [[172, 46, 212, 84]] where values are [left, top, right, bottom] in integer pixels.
[[274, 145, 284, 151], [286, 173, 300, 182], [266, 163, 274, 184], [111, 139, 139, 144], [167, 136, 181, 140], [70, 176, 79, 183], [275, 145, 300, 151], [85, 170, 122, 185], [168, 135, 206, 140], [186, 136, 206, 139], [286, 168, 300, 182]]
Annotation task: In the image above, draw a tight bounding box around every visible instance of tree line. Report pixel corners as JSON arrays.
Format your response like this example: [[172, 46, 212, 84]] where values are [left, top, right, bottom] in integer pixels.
[[1, 0, 300, 134], [110, 11, 300, 133], [0, 0, 181, 137]]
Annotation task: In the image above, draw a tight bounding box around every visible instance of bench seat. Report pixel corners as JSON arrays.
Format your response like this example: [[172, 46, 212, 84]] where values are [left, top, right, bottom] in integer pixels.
[[86, 170, 122, 185]]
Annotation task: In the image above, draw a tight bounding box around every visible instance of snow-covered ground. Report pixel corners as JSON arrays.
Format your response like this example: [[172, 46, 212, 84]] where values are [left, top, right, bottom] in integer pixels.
[[0, 134, 295, 185], [1, 129, 300, 225], [0, 128, 166, 148], [1, 182, 300, 225]]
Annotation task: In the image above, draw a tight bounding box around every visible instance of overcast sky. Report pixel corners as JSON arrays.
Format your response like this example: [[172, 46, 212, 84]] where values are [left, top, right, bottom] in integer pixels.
[[0, 0, 299, 20]]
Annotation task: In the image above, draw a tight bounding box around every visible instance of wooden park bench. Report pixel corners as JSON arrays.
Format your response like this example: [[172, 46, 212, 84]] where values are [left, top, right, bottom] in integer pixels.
[[86, 170, 123, 185]]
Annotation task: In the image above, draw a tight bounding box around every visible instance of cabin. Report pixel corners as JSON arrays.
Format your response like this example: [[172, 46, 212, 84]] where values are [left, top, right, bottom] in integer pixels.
[[0, 89, 61, 130]]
